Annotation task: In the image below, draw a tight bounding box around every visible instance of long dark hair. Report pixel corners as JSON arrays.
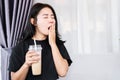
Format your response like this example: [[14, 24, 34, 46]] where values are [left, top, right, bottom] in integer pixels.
[[21, 3, 62, 42]]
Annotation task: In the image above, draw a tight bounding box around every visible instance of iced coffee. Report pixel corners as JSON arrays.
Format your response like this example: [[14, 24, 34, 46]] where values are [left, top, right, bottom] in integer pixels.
[[29, 45, 42, 75]]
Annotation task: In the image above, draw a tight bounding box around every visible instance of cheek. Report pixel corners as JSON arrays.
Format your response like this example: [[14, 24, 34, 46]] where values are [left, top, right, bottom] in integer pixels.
[[37, 19, 48, 27], [38, 26, 47, 31], [37, 25, 48, 34], [53, 20, 56, 24]]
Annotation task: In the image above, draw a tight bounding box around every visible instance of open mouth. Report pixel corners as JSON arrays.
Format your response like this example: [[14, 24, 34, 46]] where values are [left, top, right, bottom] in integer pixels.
[[48, 26, 50, 30]]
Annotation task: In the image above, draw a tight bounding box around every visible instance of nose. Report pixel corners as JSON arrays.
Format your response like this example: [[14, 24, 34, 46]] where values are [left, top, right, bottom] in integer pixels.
[[49, 18, 55, 24], [49, 21, 54, 24]]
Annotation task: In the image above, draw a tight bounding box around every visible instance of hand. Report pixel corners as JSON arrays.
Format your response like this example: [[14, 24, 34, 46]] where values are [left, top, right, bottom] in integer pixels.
[[24, 50, 40, 67], [48, 24, 56, 46]]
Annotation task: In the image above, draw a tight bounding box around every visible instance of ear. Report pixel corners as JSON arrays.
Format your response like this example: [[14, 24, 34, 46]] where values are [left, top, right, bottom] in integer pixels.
[[30, 18, 35, 25]]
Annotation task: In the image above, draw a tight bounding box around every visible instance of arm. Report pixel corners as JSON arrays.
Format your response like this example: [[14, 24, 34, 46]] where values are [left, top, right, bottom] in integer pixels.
[[50, 44, 69, 77], [11, 63, 29, 80], [11, 51, 40, 80], [48, 24, 69, 77]]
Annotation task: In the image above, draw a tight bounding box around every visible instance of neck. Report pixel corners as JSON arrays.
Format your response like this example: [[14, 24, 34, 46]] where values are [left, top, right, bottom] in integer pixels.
[[32, 33, 47, 40]]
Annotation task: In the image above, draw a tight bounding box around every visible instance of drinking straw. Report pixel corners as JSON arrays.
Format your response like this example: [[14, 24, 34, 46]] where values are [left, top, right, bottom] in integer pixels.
[[34, 39, 37, 51]]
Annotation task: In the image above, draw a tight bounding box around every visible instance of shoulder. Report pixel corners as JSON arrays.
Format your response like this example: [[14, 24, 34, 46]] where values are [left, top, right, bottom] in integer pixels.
[[56, 38, 68, 52], [56, 38, 66, 46], [13, 42, 24, 51], [12, 38, 31, 55]]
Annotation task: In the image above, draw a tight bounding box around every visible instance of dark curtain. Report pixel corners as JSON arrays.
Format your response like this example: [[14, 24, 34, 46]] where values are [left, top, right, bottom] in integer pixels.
[[0, 0, 33, 80]]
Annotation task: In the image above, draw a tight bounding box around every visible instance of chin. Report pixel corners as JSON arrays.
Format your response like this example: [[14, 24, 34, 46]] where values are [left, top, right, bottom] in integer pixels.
[[45, 32, 49, 35], [44, 33, 49, 36]]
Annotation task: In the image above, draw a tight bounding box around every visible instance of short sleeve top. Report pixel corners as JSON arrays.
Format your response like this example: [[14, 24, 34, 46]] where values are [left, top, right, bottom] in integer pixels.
[[8, 38, 72, 80]]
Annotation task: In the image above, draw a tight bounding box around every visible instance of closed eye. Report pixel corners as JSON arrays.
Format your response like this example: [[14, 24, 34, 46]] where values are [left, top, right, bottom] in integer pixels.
[[43, 17, 48, 19], [42, 14, 54, 19], [42, 14, 48, 19], [51, 14, 54, 19]]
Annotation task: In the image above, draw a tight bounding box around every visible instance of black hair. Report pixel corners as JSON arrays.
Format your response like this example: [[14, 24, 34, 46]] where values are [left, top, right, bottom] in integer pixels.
[[21, 3, 63, 43]]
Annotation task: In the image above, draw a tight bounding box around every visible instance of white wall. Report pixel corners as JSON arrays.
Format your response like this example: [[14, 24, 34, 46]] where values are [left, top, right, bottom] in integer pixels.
[[59, 54, 120, 80], [34, 0, 120, 80]]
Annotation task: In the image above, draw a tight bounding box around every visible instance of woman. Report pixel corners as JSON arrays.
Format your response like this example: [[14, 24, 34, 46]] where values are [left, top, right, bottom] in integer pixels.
[[9, 3, 72, 80]]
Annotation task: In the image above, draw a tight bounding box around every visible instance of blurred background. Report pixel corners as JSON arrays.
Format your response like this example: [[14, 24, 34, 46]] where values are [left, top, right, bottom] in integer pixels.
[[0, 0, 120, 80]]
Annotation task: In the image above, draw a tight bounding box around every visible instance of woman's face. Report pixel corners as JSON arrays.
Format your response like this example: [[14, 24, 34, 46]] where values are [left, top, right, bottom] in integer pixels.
[[35, 7, 55, 36]]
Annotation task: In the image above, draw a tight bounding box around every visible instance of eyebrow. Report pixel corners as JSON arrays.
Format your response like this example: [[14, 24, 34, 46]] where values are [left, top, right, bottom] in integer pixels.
[[42, 14, 54, 16]]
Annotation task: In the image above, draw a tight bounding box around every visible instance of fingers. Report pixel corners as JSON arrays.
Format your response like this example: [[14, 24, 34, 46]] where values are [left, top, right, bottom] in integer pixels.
[[52, 24, 55, 30], [49, 24, 55, 31], [27, 51, 39, 58], [48, 24, 56, 36], [25, 51, 41, 66]]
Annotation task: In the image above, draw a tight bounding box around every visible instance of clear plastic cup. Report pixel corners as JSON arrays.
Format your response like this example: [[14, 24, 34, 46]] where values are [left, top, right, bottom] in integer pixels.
[[28, 45, 42, 75]]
